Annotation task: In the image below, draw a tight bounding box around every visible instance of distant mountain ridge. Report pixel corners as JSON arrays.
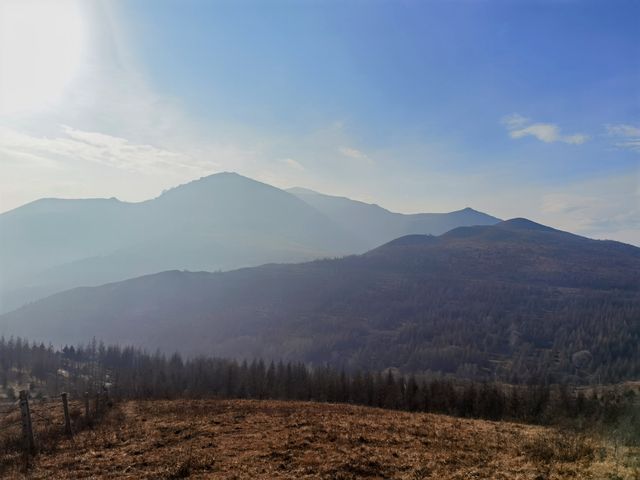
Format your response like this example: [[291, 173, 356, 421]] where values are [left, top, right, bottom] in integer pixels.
[[0, 172, 499, 312], [288, 187, 500, 249], [2, 218, 638, 384]]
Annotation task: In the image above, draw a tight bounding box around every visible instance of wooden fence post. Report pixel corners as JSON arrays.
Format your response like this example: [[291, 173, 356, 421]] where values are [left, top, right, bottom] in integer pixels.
[[19, 390, 36, 454], [61, 392, 72, 436]]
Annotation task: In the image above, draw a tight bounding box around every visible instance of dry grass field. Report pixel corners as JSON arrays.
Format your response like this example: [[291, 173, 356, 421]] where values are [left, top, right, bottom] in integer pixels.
[[0, 399, 638, 479]]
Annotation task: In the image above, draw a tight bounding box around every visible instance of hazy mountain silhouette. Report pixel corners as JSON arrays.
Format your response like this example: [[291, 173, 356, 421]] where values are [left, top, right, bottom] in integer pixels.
[[0, 173, 361, 311], [288, 187, 501, 249], [0, 173, 498, 312], [3, 219, 638, 382]]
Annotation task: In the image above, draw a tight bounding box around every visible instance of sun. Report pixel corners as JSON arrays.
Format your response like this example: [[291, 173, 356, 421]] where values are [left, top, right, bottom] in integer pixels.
[[0, 0, 86, 115]]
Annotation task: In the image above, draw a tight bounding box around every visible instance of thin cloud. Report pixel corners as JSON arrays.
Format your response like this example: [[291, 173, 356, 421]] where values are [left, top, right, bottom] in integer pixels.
[[280, 158, 305, 171], [0, 125, 207, 174], [605, 124, 640, 153], [339, 146, 366, 159], [501, 114, 588, 145], [338, 146, 374, 166], [540, 172, 640, 244], [501, 113, 529, 130]]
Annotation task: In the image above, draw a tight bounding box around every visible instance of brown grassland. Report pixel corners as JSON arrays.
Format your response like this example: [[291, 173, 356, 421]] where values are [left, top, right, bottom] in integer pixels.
[[0, 399, 638, 479]]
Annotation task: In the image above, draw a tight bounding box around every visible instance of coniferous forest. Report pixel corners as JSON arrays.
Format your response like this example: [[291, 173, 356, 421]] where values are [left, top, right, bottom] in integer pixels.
[[1, 337, 638, 445]]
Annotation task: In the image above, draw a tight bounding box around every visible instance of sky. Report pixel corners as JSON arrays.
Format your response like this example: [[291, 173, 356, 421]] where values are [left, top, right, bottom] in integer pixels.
[[0, 0, 638, 244]]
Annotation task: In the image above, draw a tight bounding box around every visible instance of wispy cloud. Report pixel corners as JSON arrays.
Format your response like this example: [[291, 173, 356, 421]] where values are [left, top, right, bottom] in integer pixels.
[[540, 172, 640, 244], [501, 113, 529, 130], [0, 125, 209, 174], [338, 146, 374, 165], [605, 124, 640, 153], [501, 114, 588, 145], [339, 146, 365, 159], [279, 158, 305, 171]]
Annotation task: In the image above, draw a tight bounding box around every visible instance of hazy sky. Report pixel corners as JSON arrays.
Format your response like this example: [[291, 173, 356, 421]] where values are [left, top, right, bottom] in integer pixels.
[[0, 0, 638, 244]]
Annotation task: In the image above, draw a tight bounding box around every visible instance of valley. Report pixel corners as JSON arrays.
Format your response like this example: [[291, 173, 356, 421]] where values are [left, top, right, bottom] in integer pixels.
[[3, 216, 638, 383]]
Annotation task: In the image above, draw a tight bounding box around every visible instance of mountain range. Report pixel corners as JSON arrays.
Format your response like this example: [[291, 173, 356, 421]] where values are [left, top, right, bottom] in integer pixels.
[[2, 217, 638, 383], [0, 172, 498, 312], [287, 187, 499, 250]]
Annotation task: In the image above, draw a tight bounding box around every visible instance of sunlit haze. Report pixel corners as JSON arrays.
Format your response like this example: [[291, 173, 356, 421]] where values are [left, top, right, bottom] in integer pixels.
[[0, 0, 86, 114]]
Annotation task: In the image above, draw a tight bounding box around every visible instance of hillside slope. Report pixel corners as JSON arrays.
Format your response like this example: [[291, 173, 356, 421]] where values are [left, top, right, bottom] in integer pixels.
[[2, 218, 639, 383], [5, 399, 632, 479]]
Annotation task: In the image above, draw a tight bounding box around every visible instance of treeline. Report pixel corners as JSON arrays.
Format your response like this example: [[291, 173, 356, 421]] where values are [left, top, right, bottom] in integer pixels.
[[6, 226, 639, 387], [0, 337, 637, 437]]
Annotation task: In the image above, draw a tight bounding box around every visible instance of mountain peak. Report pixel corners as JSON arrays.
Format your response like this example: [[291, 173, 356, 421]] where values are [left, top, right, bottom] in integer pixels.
[[182, 171, 253, 185], [499, 218, 557, 232], [449, 207, 480, 215], [286, 187, 321, 196], [441, 217, 560, 241], [156, 172, 276, 201]]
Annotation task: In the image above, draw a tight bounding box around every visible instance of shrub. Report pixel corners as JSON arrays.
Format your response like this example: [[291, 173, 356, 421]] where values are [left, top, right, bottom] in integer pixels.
[[524, 430, 595, 463]]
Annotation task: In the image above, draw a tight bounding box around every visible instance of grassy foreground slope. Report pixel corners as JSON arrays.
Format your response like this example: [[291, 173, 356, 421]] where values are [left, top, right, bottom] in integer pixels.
[[6, 399, 638, 479]]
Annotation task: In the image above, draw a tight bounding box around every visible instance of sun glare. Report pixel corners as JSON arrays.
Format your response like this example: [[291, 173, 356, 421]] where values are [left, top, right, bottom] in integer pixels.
[[0, 0, 86, 115]]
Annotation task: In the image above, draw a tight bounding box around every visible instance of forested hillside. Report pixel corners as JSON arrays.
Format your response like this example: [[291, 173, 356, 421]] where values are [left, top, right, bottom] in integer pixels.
[[3, 218, 638, 384]]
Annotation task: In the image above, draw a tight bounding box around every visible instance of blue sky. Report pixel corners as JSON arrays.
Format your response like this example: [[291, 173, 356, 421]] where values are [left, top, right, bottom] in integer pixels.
[[0, 0, 638, 243], [126, 1, 637, 146]]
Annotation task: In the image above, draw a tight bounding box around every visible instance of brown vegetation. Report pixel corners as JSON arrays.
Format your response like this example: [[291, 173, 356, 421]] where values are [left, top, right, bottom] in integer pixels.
[[0, 399, 637, 479]]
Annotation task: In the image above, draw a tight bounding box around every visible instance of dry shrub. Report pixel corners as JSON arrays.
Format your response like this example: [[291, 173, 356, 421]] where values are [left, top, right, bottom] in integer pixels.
[[524, 429, 595, 463]]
